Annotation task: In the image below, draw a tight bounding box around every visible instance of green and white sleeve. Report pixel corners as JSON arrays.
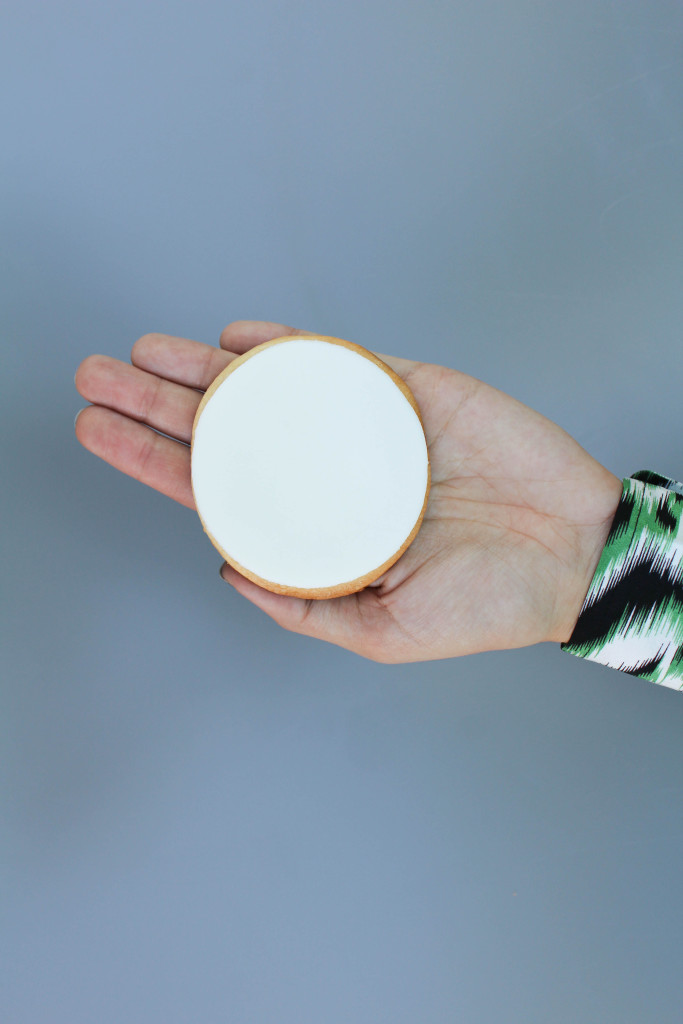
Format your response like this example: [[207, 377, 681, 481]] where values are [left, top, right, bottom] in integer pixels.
[[560, 470, 683, 691]]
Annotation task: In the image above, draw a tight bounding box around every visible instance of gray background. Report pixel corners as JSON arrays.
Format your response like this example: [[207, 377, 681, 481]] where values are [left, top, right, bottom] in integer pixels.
[[2, 1, 682, 1021]]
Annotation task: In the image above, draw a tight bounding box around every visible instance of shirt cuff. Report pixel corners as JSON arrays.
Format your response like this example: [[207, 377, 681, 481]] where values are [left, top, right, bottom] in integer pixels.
[[560, 470, 683, 690]]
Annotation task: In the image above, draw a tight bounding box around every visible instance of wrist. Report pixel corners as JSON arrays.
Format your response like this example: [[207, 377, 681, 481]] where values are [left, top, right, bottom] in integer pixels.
[[549, 471, 624, 645]]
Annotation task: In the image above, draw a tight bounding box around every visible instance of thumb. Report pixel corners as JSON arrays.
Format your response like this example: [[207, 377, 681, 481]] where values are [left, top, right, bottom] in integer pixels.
[[218, 562, 388, 660]]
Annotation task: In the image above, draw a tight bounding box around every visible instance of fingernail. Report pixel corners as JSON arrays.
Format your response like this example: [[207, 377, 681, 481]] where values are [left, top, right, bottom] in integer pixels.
[[74, 408, 85, 428]]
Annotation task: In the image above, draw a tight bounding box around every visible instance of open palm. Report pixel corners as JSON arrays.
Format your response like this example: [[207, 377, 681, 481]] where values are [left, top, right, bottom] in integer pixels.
[[75, 320, 623, 663]]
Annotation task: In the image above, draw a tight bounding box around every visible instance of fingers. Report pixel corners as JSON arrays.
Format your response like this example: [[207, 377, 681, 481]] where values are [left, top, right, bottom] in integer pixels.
[[128, 326, 419, 390], [74, 405, 195, 508], [75, 353, 202, 444], [131, 332, 236, 390]]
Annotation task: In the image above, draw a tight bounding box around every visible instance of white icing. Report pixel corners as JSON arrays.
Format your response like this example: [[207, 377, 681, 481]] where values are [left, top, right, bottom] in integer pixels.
[[191, 339, 429, 589]]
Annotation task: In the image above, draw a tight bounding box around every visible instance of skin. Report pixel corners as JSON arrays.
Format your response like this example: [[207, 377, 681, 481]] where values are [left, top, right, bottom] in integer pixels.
[[74, 319, 624, 664]]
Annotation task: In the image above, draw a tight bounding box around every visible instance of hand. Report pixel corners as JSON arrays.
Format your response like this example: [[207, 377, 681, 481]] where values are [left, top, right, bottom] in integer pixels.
[[74, 320, 624, 664]]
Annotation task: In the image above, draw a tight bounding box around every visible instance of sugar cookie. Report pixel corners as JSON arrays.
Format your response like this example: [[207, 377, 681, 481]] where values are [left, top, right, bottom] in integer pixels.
[[191, 335, 431, 598]]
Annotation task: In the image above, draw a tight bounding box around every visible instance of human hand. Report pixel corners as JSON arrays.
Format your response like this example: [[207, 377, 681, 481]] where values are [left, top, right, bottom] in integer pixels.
[[74, 320, 624, 663]]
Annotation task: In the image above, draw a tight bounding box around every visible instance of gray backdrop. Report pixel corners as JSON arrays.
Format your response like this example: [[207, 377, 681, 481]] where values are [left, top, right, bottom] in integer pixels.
[[2, 1, 682, 1021]]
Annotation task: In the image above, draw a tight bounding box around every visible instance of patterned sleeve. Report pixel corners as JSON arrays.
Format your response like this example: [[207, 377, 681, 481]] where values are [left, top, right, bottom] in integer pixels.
[[560, 470, 683, 691]]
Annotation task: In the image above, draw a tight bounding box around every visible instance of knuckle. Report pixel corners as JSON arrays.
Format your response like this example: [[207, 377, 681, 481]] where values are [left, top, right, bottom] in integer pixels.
[[141, 373, 163, 420], [135, 433, 156, 480]]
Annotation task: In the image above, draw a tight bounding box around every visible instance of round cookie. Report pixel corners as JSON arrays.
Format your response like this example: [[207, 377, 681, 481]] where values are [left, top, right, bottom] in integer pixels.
[[190, 334, 431, 599]]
